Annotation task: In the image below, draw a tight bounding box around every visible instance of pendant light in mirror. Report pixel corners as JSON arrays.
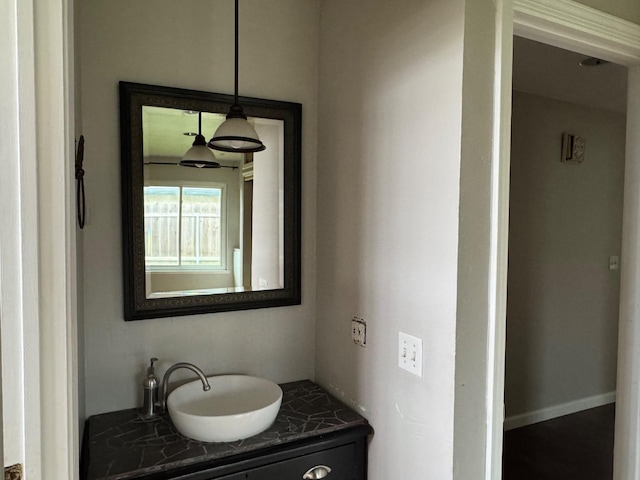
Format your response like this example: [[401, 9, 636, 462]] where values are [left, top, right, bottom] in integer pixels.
[[180, 112, 221, 168], [207, 0, 266, 153]]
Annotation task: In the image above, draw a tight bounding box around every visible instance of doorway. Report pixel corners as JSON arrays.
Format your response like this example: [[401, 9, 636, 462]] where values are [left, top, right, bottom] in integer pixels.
[[502, 35, 627, 479], [486, 2, 640, 479]]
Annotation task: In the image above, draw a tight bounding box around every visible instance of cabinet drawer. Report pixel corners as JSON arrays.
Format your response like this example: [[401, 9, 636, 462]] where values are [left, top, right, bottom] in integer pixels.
[[216, 444, 356, 480]]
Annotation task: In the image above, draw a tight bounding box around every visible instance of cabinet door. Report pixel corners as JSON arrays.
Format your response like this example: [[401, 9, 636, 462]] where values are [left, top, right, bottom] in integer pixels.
[[214, 444, 356, 480]]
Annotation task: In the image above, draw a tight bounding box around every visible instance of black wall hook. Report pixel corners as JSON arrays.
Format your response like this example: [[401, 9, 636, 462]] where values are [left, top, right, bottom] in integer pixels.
[[75, 135, 86, 229]]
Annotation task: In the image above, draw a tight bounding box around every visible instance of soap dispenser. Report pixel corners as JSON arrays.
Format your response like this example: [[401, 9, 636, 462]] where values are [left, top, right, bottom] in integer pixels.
[[141, 357, 159, 418]]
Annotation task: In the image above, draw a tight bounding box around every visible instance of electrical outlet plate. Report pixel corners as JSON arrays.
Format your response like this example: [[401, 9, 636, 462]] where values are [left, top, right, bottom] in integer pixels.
[[351, 317, 366, 347], [561, 133, 586, 164], [398, 331, 423, 377]]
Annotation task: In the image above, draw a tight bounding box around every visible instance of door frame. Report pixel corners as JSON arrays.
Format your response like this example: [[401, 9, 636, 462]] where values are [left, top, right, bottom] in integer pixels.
[[488, 1, 640, 479], [1, 0, 78, 477]]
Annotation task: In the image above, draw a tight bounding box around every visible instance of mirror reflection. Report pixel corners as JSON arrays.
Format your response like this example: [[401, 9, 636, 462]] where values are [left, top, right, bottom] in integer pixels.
[[120, 82, 301, 320], [142, 107, 284, 298]]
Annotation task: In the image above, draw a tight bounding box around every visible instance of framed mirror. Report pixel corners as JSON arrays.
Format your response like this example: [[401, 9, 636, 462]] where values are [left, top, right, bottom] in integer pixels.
[[119, 82, 301, 320]]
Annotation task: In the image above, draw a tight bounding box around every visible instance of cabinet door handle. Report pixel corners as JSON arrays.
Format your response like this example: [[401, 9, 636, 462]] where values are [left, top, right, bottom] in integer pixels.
[[303, 465, 332, 479]]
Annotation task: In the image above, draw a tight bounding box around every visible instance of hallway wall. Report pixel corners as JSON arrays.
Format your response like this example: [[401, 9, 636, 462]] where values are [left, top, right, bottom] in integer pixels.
[[505, 91, 626, 421]]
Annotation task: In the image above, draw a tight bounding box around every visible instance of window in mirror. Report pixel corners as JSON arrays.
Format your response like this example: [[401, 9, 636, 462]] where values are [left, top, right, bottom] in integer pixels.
[[143, 185, 225, 270]]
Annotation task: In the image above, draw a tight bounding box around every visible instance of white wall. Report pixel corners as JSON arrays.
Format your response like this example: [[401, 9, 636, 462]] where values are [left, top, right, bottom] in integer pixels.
[[316, 1, 465, 478], [79, 0, 319, 417], [505, 91, 625, 417]]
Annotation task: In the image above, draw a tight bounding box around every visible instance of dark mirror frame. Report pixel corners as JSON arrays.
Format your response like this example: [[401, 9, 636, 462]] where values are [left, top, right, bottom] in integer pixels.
[[119, 82, 302, 321]]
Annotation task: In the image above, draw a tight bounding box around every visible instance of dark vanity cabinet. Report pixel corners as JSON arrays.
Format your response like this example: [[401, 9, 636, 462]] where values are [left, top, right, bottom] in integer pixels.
[[81, 381, 372, 480], [149, 428, 369, 480], [217, 444, 356, 480]]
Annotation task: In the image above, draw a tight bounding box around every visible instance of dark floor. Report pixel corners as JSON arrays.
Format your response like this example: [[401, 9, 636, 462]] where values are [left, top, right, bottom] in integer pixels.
[[502, 403, 615, 480]]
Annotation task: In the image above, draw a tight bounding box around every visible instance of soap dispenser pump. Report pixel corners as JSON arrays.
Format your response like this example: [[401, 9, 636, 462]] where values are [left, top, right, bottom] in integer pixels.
[[141, 357, 159, 418]]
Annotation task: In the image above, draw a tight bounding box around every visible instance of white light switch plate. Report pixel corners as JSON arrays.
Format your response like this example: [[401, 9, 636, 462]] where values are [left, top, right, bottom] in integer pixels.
[[609, 255, 620, 270], [398, 332, 423, 377]]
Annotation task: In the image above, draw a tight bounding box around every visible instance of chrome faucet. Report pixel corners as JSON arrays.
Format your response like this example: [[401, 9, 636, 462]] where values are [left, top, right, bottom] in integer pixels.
[[160, 362, 211, 413]]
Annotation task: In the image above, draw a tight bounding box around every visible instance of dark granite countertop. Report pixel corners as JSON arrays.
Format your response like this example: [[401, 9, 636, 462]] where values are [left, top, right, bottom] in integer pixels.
[[82, 380, 370, 480]]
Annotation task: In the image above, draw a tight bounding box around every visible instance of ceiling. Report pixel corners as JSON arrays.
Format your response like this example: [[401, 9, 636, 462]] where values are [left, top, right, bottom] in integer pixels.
[[512, 36, 628, 114], [142, 107, 243, 164]]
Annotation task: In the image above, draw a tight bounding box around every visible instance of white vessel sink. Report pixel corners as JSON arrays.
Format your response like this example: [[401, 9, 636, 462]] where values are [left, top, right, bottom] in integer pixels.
[[167, 375, 282, 443]]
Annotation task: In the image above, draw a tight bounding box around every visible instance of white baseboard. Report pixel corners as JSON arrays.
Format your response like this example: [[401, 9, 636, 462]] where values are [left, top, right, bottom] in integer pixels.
[[504, 391, 616, 431]]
